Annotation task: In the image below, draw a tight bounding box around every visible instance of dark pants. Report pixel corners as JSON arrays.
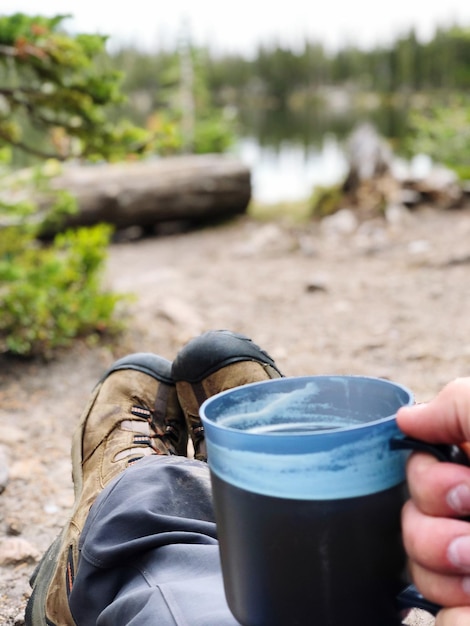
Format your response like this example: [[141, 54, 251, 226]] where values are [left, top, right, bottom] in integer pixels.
[[69, 456, 240, 625]]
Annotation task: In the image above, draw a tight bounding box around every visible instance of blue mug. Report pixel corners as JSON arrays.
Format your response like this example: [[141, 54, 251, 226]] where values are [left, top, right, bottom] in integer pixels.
[[200, 375, 431, 626]]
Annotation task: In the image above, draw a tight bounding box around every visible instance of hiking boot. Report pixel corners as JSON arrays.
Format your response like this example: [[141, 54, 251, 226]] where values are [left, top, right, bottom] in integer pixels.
[[25, 352, 186, 626], [172, 330, 283, 461]]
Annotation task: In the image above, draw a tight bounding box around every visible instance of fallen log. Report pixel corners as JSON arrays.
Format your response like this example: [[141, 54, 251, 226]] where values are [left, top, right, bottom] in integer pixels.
[[48, 154, 251, 233]]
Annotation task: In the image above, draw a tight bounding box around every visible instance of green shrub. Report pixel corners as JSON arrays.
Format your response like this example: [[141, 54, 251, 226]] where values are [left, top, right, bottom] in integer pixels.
[[309, 183, 344, 219], [406, 99, 470, 180], [0, 219, 124, 357]]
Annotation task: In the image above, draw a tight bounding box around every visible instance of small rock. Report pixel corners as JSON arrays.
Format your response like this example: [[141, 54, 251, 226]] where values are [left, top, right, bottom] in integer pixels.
[[234, 223, 297, 256], [305, 273, 329, 294], [398, 188, 422, 208], [385, 203, 412, 227], [305, 282, 328, 294], [0, 537, 40, 565], [155, 297, 203, 338], [407, 240, 432, 255], [9, 457, 43, 481], [355, 220, 389, 252], [321, 209, 358, 236], [297, 234, 317, 257], [14, 613, 25, 626], [43, 502, 60, 515], [333, 300, 353, 314], [5, 517, 22, 536], [0, 424, 26, 445]]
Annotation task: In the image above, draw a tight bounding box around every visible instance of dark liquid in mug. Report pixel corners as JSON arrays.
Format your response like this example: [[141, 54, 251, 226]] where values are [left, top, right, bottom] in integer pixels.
[[212, 472, 407, 626]]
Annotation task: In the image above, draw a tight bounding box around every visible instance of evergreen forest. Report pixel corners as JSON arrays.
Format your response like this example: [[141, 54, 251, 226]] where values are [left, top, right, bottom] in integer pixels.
[[105, 24, 470, 175]]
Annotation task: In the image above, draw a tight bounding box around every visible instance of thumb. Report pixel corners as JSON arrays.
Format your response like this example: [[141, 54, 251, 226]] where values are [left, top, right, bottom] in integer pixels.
[[435, 606, 470, 626], [397, 378, 470, 445]]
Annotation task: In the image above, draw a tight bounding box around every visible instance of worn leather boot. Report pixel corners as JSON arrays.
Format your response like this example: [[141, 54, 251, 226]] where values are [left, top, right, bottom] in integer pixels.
[[172, 330, 283, 461], [25, 352, 185, 626]]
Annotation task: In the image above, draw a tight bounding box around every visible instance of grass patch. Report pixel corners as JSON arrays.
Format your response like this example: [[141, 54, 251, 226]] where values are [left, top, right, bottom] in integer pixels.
[[248, 198, 311, 223]]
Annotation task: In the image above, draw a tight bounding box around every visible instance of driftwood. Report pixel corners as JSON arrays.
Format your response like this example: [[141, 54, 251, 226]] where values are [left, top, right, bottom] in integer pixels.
[[48, 154, 251, 233], [339, 123, 401, 217], [401, 165, 464, 209]]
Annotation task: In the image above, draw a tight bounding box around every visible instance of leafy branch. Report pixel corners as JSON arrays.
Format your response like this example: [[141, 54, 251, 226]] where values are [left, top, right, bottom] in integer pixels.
[[0, 13, 157, 161]]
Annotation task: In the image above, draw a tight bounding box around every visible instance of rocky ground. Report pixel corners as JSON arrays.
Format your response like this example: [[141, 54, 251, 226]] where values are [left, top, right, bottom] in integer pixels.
[[2, 203, 470, 624]]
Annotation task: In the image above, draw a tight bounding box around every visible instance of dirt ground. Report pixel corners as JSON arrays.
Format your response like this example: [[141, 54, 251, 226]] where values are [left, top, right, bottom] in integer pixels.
[[2, 204, 470, 624]]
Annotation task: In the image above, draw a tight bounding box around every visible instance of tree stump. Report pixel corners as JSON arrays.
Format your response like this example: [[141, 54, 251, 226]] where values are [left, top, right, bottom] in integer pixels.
[[49, 154, 251, 232], [340, 123, 401, 217]]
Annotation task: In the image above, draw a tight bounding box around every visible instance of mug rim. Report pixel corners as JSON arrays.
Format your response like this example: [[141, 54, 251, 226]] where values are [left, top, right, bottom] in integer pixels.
[[200, 374, 414, 439]]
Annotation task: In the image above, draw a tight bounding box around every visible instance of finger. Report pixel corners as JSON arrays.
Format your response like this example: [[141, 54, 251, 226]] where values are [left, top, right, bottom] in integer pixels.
[[436, 606, 470, 626], [407, 452, 470, 517], [397, 378, 470, 444], [408, 560, 470, 608], [402, 500, 470, 574]]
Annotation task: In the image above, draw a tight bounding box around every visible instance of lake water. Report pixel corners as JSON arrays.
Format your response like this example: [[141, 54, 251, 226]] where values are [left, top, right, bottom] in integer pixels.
[[234, 135, 349, 204], [232, 99, 419, 204]]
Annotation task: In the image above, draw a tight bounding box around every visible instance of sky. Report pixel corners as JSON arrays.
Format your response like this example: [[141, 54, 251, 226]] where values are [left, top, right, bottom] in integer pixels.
[[3, 0, 470, 55]]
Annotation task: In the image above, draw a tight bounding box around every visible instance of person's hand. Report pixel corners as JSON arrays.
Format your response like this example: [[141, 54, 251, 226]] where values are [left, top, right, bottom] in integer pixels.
[[397, 378, 470, 626]]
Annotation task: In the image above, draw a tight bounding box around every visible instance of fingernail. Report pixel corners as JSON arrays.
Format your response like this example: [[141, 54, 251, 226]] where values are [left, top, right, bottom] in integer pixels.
[[447, 536, 470, 572], [409, 402, 429, 412], [463, 576, 470, 595], [447, 484, 470, 515]]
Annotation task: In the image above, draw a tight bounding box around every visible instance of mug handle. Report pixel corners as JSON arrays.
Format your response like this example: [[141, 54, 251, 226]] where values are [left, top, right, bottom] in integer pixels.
[[390, 435, 470, 466], [390, 435, 470, 617]]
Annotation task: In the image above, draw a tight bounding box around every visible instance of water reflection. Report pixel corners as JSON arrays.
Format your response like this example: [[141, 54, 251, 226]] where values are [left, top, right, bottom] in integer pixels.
[[235, 136, 348, 204], [234, 101, 410, 203]]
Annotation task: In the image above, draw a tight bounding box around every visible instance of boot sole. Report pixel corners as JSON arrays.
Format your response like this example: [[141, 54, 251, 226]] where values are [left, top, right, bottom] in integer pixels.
[[172, 330, 283, 382], [25, 536, 63, 626]]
